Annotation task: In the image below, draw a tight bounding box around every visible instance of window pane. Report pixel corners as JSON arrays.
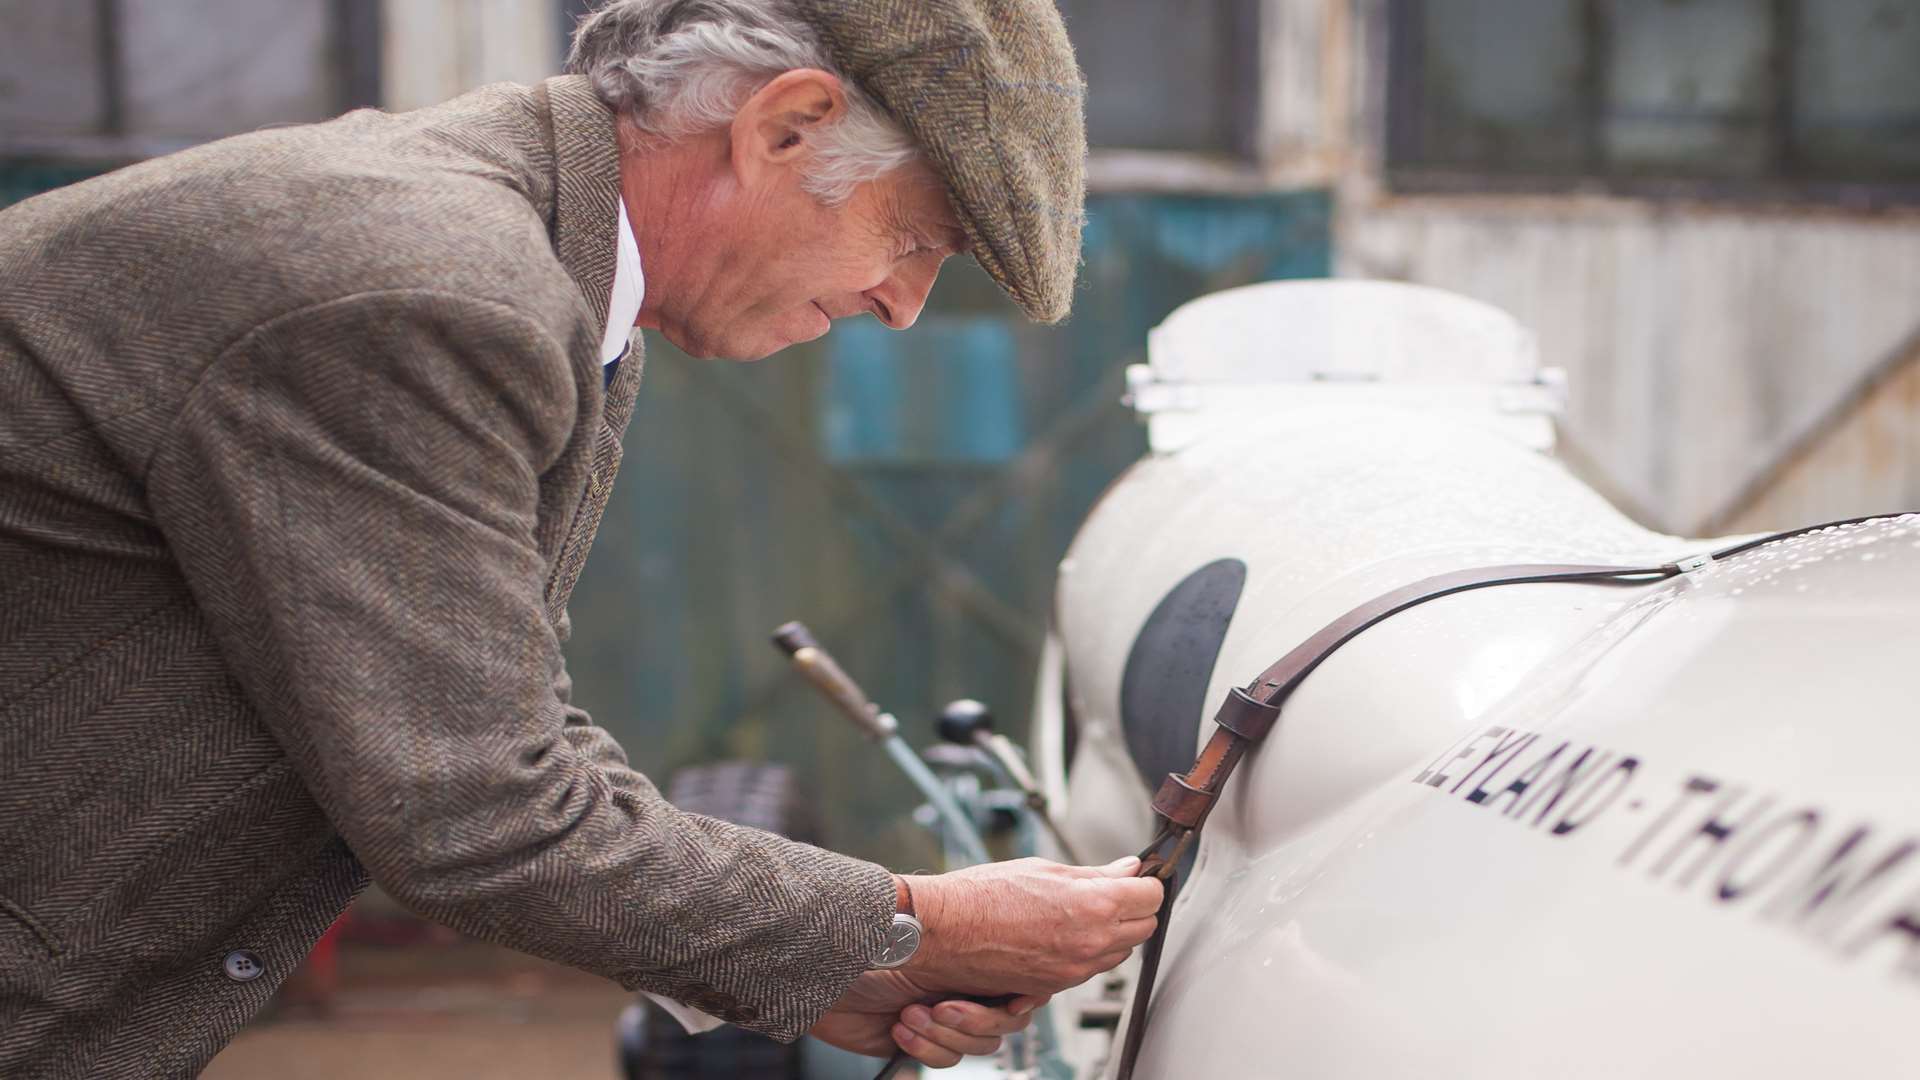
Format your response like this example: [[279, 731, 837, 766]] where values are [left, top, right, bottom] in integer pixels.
[[120, 0, 339, 140], [1411, 0, 1587, 173], [1795, 0, 1920, 179], [1056, 0, 1250, 153], [0, 3, 106, 138], [1601, 0, 1774, 176]]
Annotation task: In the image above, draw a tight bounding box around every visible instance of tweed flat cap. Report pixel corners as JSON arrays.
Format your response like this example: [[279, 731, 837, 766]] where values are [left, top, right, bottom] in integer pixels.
[[790, 0, 1087, 323]]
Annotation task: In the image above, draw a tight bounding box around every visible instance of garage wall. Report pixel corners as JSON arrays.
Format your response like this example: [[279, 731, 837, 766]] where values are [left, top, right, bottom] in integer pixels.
[[1716, 334, 1920, 533], [1339, 201, 1920, 533], [1258, 0, 1920, 536], [382, 0, 557, 111]]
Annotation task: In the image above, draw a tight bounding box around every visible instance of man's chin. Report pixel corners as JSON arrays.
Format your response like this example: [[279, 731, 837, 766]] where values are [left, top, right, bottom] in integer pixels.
[[726, 339, 790, 363], [659, 325, 799, 363], [656, 329, 746, 362]]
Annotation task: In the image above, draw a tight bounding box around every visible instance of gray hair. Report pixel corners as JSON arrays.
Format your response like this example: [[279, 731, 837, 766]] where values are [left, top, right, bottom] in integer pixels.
[[566, 0, 920, 204]]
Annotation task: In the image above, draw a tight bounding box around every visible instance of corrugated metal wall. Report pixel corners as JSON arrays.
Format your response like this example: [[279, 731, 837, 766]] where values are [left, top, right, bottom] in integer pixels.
[[1718, 334, 1920, 532], [1338, 206, 1920, 534]]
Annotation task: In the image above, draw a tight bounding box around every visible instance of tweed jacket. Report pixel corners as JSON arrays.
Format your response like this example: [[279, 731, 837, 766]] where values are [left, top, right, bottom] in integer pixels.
[[0, 76, 895, 1078]]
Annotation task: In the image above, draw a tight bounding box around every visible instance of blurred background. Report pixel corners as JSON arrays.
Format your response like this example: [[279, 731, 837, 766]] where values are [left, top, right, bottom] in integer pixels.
[[3, 1, 1918, 1076]]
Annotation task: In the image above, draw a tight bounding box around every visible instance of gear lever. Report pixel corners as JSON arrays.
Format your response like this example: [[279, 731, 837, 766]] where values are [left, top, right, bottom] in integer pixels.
[[936, 699, 1081, 864]]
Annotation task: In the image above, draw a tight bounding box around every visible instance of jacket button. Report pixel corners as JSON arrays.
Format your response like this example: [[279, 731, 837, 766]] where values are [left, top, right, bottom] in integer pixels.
[[223, 950, 265, 982]]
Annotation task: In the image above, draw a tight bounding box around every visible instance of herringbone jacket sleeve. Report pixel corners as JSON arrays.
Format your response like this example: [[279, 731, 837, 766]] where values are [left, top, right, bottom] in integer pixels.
[[143, 287, 895, 1039]]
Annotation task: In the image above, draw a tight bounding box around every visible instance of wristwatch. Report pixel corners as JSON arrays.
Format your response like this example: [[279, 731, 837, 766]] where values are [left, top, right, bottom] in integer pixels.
[[872, 877, 924, 969]]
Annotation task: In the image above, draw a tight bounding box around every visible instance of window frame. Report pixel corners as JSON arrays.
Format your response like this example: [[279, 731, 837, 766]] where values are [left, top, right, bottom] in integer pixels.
[[0, 0, 382, 168], [1383, 0, 1920, 208]]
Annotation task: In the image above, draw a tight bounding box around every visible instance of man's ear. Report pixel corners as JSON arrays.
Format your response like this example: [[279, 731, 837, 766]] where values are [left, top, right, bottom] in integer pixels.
[[729, 68, 848, 185]]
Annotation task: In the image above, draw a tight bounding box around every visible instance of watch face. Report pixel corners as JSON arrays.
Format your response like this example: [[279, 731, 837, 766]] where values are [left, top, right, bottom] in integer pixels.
[[874, 915, 922, 968]]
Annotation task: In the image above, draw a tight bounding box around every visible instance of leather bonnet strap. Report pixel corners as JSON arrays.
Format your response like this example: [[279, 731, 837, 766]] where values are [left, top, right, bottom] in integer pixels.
[[1114, 514, 1911, 1080]]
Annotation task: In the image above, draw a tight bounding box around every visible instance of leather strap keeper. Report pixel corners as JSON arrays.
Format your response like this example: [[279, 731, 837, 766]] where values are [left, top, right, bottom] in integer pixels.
[[1151, 774, 1214, 828], [1214, 686, 1282, 741]]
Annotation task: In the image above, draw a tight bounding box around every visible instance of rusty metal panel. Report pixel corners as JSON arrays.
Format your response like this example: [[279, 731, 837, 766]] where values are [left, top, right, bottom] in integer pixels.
[[1721, 338, 1920, 532], [1340, 206, 1920, 534]]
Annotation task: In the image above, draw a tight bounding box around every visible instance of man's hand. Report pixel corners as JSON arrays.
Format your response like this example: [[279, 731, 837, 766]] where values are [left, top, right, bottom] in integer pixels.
[[810, 970, 1047, 1067], [904, 856, 1163, 997]]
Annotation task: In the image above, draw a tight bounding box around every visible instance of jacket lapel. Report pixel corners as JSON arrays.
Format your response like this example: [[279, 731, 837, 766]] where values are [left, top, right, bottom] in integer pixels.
[[540, 75, 623, 339], [532, 76, 641, 617], [547, 336, 644, 620]]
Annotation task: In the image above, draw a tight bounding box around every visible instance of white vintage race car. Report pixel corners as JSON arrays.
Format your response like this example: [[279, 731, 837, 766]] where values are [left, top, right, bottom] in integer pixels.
[[1028, 282, 1920, 1079]]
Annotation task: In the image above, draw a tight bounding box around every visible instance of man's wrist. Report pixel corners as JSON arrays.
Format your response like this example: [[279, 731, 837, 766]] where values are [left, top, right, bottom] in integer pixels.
[[871, 875, 928, 970], [893, 874, 943, 972]]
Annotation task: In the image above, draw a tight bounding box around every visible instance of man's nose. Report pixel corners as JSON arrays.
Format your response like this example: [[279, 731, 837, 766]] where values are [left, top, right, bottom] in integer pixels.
[[865, 255, 942, 330]]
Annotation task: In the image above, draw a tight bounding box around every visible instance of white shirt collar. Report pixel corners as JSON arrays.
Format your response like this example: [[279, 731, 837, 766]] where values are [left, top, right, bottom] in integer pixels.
[[600, 200, 644, 365]]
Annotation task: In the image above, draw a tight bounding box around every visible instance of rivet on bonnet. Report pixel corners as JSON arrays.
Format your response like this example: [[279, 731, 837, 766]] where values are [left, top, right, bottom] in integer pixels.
[[789, 0, 1088, 324]]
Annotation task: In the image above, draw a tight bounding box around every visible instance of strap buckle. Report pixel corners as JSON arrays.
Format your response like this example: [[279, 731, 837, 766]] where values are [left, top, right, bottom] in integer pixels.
[[1673, 552, 1715, 573], [1136, 821, 1195, 882]]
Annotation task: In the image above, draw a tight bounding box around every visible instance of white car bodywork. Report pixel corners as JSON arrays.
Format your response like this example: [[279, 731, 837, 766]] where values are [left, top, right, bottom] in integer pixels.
[[1029, 282, 1920, 1078]]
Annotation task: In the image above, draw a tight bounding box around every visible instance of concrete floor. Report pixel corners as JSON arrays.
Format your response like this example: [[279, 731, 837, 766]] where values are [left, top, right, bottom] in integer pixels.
[[202, 943, 631, 1080]]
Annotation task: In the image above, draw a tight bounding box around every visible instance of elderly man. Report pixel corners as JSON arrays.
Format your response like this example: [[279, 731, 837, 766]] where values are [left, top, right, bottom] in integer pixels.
[[0, 0, 1163, 1076]]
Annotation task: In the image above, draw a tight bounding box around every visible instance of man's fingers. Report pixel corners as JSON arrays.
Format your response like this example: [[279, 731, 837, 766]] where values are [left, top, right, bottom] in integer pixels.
[[1106, 875, 1165, 919], [1008, 993, 1050, 1017], [927, 997, 1048, 1037], [914, 856, 1168, 999], [897, 1005, 1000, 1063], [892, 1022, 963, 1068], [1088, 948, 1136, 975]]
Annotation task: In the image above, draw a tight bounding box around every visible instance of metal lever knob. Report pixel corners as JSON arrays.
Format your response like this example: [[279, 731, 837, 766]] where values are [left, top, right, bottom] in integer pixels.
[[770, 621, 897, 740], [934, 698, 1079, 863], [935, 698, 995, 745]]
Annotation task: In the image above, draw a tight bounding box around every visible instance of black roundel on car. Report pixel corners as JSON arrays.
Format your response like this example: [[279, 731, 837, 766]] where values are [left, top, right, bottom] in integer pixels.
[[1119, 558, 1247, 790]]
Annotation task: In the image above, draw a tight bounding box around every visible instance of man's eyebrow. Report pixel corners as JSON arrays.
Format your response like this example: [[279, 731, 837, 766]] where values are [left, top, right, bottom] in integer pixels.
[[909, 219, 969, 255]]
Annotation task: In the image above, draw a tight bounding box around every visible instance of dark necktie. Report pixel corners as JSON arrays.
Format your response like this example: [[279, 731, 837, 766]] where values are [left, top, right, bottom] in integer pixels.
[[604, 344, 627, 389]]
